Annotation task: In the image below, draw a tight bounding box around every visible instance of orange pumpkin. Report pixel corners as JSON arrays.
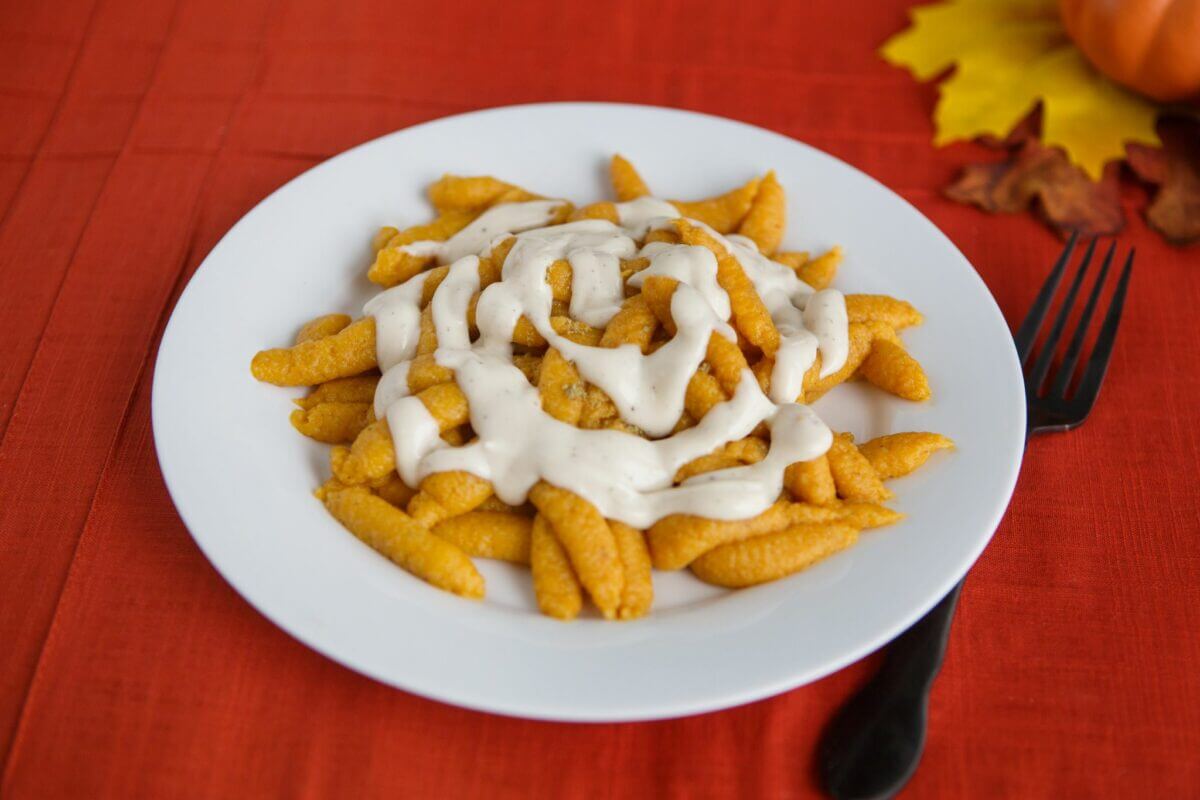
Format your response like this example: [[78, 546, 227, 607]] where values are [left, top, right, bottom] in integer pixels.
[[1060, 0, 1200, 102]]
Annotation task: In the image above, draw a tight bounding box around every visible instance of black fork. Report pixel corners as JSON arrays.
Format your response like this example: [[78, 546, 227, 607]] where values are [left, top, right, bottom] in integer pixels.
[[817, 233, 1134, 800]]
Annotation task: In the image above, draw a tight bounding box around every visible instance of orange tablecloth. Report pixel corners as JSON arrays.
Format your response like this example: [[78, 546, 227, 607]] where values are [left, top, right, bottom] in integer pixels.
[[2, 0, 1197, 796]]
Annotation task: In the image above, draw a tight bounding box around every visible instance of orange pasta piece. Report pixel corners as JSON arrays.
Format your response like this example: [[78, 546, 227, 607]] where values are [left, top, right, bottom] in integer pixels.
[[290, 402, 372, 444], [860, 339, 932, 401], [475, 496, 529, 513], [600, 294, 657, 352], [375, 473, 418, 509], [737, 171, 785, 253], [844, 294, 924, 329], [553, 316, 604, 346], [539, 348, 586, 424], [670, 176, 761, 233], [611, 154, 650, 201], [433, 511, 532, 564], [368, 208, 477, 287], [439, 426, 469, 447], [416, 306, 438, 355], [570, 202, 619, 222], [331, 419, 396, 486], [827, 433, 892, 502], [784, 455, 838, 506], [251, 318, 378, 387], [611, 521, 653, 620], [371, 226, 400, 253], [320, 485, 484, 599], [492, 186, 545, 206], [643, 228, 679, 246], [295, 313, 352, 344], [296, 375, 379, 409], [684, 371, 727, 421], [774, 251, 809, 270], [407, 471, 493, 528], [691, 522, 859, 588], [578, 385, 619, 430], [648, 500, 847, 570], [531, 514, 583, 620], [427, 174, 517, 211], [512, 353, 542, 384], [838, 502, 904, 529], [545, 260, 573, 302], [795, 246, 841, 290], [858, 432, 954, 479], [529, 483, 624, 619]]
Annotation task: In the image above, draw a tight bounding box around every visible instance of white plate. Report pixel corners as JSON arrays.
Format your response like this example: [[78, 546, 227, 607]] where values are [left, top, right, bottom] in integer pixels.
[[152, 103, 1025, 722]]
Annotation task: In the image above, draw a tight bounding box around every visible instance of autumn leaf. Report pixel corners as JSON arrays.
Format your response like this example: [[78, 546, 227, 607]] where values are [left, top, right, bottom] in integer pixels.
[[946, 138, 1123, 236], [881, 0, 1161, 179], [1127, 117, 1200, 246]]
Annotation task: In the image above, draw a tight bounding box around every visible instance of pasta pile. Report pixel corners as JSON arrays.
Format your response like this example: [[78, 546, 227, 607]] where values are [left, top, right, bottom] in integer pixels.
[[250, 157, 952, 621]]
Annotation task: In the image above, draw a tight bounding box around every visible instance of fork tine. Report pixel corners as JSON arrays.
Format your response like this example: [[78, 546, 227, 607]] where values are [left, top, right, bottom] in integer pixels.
[[1027, 237, 1097, 394], [1014, 231, 1078, 363], [1072, 249, 1134, 414], [1048, 241, 1116, 399]]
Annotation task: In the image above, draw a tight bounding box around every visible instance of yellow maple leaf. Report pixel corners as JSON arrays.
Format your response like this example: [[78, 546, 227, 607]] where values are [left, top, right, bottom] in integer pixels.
[[881, 0, 1161, 179]]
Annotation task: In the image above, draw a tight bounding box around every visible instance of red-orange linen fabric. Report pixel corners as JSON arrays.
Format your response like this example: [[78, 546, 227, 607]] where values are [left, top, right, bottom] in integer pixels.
[[0, 0, 1197, 797]]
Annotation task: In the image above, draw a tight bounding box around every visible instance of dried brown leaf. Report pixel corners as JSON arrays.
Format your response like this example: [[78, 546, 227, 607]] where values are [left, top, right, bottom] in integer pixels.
[[1127, 117, 1200, 246], [946, 139, 1123, 237]]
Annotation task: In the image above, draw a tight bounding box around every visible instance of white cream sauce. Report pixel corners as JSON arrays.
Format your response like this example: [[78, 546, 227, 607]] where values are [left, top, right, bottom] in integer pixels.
[[367, 197, 849, 525], [373, 360, 411, 419], [614, 196, 679, 237], [627, 244, 731, 321], [363, 273, 429, 371], [650, 218, 850, 397], [566, 249, 625, 328], [399, 200, 568, 264]]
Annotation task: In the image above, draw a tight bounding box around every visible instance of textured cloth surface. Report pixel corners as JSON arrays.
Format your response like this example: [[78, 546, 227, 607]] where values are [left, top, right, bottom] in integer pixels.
[[1, 0, 1198, 797]]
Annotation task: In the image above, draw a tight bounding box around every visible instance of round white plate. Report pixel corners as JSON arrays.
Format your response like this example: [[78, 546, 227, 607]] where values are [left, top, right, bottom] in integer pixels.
[[153, 102, 1025, 722]]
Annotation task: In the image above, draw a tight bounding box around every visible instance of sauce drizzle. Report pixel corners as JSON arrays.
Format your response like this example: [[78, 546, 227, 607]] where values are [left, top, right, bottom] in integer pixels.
[[366, 197, 848, 526]]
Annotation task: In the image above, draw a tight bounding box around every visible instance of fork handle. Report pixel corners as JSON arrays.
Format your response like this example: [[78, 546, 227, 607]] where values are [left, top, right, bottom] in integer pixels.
[[818, 580, 964, 800]]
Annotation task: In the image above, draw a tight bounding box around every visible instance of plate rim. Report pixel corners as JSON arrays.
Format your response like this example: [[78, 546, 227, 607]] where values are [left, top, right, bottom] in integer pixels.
[[152, 100, 1026, 722]]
